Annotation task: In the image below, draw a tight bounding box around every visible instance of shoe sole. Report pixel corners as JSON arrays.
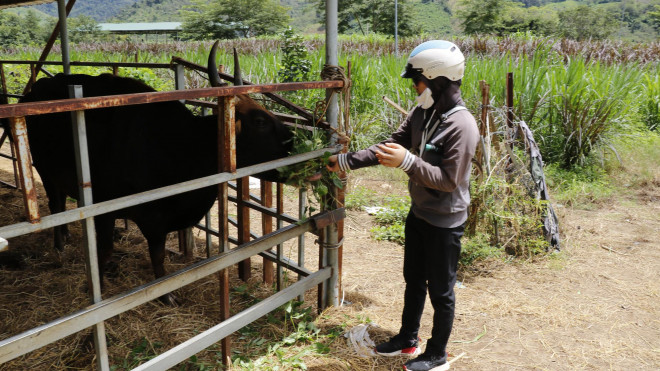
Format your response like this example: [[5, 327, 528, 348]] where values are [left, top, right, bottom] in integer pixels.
[[402, 363, 450, 371], [375, 346, 421, 357]]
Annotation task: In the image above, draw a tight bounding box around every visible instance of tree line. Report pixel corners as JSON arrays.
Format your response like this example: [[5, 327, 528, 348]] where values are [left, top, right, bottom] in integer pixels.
[[1, 0, 659, 47]]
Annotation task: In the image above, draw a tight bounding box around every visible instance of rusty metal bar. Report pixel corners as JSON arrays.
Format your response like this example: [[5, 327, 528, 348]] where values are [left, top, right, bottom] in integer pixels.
[[237, 177, 251, 281], [171, 56, 326, 126], [8, 116, 39, 223], [217, 94, 236, 367], [261, 180, 274, 284], [0, 60, 172, 68], [276, 183, 284, 292], [0, 81, 344, 119]]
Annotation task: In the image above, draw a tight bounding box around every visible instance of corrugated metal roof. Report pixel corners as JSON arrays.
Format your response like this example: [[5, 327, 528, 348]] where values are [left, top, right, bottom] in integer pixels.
[[0, 0, 55, 10], [98, 22, 182, 32]]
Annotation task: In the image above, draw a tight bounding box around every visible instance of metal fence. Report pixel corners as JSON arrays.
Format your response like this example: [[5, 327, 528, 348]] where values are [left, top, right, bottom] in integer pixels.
[[0, 61, 346, 370]]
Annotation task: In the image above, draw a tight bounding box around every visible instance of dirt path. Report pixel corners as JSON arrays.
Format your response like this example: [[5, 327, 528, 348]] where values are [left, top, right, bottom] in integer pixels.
[[325, 180, 660, 370]]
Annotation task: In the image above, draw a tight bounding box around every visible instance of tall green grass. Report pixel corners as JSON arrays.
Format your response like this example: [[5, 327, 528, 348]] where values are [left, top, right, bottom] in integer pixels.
[[1, 37, 657, 169]]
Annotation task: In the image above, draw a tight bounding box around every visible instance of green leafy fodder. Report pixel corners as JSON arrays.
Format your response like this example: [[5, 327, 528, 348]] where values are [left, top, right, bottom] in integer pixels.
[[277, 127, 343, 215]]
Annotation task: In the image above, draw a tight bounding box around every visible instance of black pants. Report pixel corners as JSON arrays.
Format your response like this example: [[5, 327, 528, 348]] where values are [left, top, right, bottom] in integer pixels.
[[399, 211, 464, 356]]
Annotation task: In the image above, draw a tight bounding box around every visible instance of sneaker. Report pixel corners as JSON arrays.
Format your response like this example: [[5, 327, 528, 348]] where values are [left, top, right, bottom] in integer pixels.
[[403, 352, 449, 371], [374, 335, 421, 357]]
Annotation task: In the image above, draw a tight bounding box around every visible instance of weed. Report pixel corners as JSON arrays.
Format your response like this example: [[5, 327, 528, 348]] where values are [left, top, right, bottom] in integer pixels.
[[369, 195, 410, 245], [460, 232, 503, 267], [111, 338, 162, 370], [230, 300, 329, 370], [344, 185, 378, 210]]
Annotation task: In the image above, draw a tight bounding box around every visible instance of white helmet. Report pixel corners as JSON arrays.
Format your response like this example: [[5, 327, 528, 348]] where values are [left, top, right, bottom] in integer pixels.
[[401, 40, 465, 81]]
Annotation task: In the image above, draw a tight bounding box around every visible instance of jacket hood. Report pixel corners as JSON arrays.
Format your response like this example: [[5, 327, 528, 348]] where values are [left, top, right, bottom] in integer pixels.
[[426, 76, 464, 114]]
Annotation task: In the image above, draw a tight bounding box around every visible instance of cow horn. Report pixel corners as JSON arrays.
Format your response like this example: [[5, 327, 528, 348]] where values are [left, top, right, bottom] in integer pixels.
[[233, 48, 243, 86], [208, 40, 223, 87]]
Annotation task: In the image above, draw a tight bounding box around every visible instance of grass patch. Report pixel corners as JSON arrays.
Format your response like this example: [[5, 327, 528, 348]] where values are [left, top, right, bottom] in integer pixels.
[[460, 232, 503, 267], [369, 195, 410, 246]]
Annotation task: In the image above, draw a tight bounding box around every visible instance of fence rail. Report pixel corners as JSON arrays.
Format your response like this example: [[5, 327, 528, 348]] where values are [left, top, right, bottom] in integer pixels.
[[0, 67, 345, 369]]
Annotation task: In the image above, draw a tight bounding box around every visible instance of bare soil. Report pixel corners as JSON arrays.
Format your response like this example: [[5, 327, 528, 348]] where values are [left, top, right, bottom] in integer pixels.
[[0, 142, 658, 370]]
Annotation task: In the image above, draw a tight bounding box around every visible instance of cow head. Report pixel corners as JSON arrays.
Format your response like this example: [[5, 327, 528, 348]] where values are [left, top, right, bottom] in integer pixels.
[[207, 41, 293, 182]]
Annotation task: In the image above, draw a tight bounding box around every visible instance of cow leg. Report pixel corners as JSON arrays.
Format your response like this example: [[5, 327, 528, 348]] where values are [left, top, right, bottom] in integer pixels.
[[41, 178, 69, 250], [94, 216, 116, 289], [142, 230, 178, 306]]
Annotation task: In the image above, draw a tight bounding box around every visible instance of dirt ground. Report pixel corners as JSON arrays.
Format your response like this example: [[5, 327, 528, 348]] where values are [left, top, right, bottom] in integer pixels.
[[326, 175, 660, 370], [0, 140, 659, 370]]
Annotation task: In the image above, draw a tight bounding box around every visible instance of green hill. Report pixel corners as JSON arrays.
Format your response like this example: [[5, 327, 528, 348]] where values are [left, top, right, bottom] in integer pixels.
[[27, 0, 140, 21], [10, 0, 657, 41]]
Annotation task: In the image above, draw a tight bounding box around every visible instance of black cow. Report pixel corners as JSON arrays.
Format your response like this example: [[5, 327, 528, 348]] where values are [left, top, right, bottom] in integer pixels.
[[19, 43, 293, 304]]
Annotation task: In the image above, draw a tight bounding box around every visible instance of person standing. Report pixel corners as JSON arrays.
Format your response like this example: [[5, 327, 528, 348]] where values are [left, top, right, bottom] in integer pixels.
[[327, 40, 479, 371]]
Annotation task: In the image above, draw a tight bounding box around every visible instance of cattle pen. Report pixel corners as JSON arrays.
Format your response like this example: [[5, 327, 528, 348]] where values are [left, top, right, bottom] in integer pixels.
[[0, 61, 348, 369], [0, 2, 347, 370]]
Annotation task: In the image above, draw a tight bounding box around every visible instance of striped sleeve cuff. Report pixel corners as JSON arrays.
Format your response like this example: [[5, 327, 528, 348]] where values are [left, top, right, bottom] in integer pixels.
[[397, 150, 415, 172], [337, 153, 351, 171]]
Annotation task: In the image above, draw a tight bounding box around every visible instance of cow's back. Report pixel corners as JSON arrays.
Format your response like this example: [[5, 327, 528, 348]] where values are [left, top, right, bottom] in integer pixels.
[[22, 74, 219, 229]]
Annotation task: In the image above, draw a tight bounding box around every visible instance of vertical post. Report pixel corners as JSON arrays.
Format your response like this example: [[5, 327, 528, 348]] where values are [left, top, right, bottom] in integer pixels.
[[325, 0, 339, 128], [174, 63, 186, 104], [69, 85, 110, 371], [57, 0, 71, 75], [237, 176, 251, 281], [0, 63, 20, 190], [217, 95, 236, 368], [276, 183, 284, 292], [173, 62, 195, 258], [261, 180, 274, 285], [205, 212, 212, 255], [297, 187, 306, 302], [394, 0, 399, 56], [8, 117, 40, 223], [324, 0, 341, 309], [0, 63, 7, 104], [506, 72, 515, 149]]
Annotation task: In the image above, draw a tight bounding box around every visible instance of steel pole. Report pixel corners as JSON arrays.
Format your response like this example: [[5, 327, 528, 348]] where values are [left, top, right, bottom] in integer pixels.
[[69, 85, 109, 371], [325, 0, 339, 128], [395, 0, 399, 56], [57, 0, 71, 75], [324, 0, 340, 308]]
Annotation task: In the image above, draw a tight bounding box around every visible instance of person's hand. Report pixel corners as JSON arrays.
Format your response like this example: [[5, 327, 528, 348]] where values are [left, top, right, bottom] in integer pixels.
[[375, 143, 406, 168], [326, 155, 340, 172]]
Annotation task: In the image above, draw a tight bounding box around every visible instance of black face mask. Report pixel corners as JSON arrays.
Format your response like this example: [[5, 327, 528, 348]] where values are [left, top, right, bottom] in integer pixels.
[[428, 76, 452, 101]]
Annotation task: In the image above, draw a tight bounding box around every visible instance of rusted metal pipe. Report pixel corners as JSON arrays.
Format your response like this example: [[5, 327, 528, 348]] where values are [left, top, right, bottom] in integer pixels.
[[261, 180, 274, 284], [8, 116, 40, 223], [171, 56, 326, 126], [0, 81, 343, 119], [237, 177, 251, 281]]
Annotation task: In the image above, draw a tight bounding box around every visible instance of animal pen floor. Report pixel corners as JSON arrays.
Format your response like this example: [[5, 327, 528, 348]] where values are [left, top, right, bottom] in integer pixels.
[[0, 145, 659, 370]]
